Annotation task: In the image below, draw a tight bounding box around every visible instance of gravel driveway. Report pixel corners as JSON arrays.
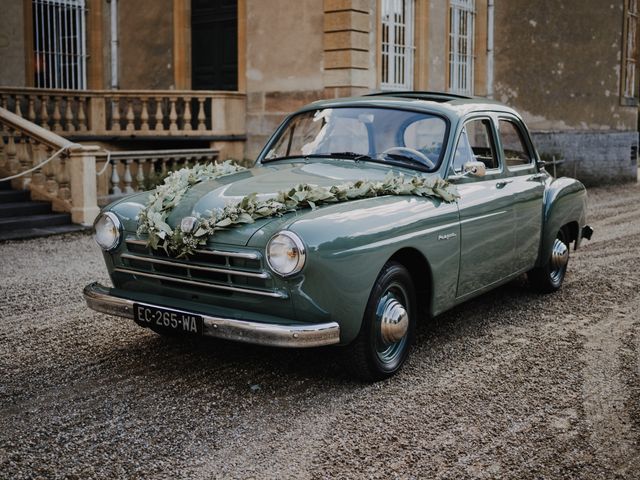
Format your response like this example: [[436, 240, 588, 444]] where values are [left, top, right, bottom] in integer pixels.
[[1, 183, 639, 479]]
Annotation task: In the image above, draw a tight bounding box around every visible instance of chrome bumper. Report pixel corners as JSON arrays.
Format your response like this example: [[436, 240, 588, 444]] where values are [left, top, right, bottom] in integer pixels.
[[83, 282, 340, 348]]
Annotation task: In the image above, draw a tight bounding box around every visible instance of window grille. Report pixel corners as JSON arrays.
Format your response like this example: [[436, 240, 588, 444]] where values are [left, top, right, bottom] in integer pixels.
[[623, 0, 638, 101], [448, 0, 475, 96], [33, 0, 87, 90], [381, 0, 415, 91]]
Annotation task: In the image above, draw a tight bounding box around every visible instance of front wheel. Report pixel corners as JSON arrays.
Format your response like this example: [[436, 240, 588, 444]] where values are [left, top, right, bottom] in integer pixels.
[[528, 227, 570, 293], [343, 261, 416, 381]]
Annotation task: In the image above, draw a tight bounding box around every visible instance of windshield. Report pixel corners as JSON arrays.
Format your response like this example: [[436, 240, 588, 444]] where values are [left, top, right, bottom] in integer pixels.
[[262, 107, 448, 172]]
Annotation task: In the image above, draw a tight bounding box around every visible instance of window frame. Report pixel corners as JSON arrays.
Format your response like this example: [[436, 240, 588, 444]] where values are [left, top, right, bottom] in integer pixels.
[[621, 0, 639, 105], [496, 116, 537, 172], [448, 0, 476, 96], [32, 0, 88, 90], [448, 115, 501, 177], [380, 0, 416, 91]]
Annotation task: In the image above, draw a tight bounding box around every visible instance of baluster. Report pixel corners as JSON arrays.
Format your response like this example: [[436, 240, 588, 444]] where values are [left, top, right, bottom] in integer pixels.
[[197, 97, 206, 131], [15, 95, 23, 117], [110, 158, 122, 195], [28, 96, 37, 123], [43, 146, 58, 195], [111, 96, 121, 131], [17, 136, 31, 186], [154, 97, 164, 131], [136, 158, 146, 191], [125, 99, 135, 132], [78, 98, 87, 131], [0, 130, 6, 170], [169, 97, 178, 132], [0, 94, 7, 109], [57, 154, 71, 201], [160, 156, 168, 177], [183, 97, 192, 131], [31, 142, 47, 187], [6, 130, 18, 174], [122, 159, 134, 194], [52, 97, 62, 131], [65, 98, 75, 132], [140, 98, 149, 132], [40, 95, 50, 130]]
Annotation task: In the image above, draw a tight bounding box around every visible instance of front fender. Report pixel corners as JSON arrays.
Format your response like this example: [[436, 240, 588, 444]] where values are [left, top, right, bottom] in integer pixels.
[[537, 177, 587, 266]]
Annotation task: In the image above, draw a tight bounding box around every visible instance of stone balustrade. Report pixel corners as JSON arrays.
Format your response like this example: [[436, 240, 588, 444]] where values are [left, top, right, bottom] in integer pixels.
[[0, 106, 100, 225], [0, 88, 245, 138], [97, 148, 219, 205]]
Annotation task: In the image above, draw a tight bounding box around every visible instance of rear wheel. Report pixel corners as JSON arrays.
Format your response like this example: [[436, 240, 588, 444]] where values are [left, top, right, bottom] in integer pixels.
[[343, 261, 416, 381], [528, 227, 570, 293]]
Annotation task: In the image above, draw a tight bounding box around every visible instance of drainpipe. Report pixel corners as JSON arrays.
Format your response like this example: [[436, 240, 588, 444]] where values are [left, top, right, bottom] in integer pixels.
[[487, 0, 494, 99], [110, 0, 119, 89]]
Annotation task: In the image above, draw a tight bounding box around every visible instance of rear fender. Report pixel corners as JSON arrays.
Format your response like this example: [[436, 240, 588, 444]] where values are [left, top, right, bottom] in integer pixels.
[[537, 177, 587, 266]]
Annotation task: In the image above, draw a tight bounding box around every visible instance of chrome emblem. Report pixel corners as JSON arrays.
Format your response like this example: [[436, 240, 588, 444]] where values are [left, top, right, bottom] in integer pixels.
[[180, 216, 198, 233], [437, 232, 457, 241]]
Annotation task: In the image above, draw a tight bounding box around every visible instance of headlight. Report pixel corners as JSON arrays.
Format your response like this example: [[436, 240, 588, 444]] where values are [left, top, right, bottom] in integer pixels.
[[266, 231, 306, 277], [94, 212, 122, 251]]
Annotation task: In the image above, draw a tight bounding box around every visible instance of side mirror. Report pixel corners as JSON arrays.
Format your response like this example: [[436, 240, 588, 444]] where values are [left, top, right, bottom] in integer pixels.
[[463, 161, 487, 177]]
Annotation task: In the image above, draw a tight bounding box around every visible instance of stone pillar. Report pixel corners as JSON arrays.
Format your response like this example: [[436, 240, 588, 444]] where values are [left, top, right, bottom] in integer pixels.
[[323, 0, 376, 97], [69, 145, 100, 225]]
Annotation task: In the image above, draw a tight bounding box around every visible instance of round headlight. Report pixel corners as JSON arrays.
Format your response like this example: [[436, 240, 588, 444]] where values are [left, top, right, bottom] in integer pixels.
[[266, 231, 306, 277], [94, 212, 122, 251]]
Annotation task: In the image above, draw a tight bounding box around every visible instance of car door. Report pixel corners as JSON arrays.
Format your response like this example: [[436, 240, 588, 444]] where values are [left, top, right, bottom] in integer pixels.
[[448, 116, 518, 298], [496, 116, 545, 272]]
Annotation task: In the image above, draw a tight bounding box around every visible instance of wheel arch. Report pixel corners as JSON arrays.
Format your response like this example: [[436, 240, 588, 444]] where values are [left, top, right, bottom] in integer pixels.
[[388, 247, 433, 322]]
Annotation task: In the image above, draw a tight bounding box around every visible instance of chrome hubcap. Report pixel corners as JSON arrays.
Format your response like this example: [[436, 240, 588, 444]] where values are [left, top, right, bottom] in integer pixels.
[[375, 283, 410, 365], [379, 298, 409, 345], [550, 237, 569, 283]]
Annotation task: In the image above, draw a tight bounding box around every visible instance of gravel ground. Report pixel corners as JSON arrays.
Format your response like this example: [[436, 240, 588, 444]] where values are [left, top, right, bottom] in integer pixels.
[[1, 183, 639, 479]]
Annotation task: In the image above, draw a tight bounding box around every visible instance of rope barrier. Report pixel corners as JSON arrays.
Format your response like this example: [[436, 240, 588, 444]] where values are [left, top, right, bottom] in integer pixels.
[[0, 145, 71, 182]]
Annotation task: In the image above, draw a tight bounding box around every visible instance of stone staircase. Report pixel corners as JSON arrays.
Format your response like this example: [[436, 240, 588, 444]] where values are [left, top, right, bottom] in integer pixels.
[[0, 181, 88, 241]]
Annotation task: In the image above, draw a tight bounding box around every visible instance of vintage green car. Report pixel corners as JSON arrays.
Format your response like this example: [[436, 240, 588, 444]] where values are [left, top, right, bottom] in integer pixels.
[[84, 92, 592, 381]]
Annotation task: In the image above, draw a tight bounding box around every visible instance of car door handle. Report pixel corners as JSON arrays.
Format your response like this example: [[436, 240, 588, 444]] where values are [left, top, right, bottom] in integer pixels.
[[495, 180, 513, 189], [528, 173, 546, 181]]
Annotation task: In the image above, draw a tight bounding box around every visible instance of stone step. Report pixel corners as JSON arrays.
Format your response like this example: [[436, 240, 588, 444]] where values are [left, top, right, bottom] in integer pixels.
[[0, 224, 90, 242], [0, 213, 73, 232], [0, 201, 52, 218], [0, 189, 30, 203]]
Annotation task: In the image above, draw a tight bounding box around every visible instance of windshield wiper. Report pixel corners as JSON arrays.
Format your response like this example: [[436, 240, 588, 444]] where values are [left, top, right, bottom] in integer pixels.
[[305, 152, 375, 162]]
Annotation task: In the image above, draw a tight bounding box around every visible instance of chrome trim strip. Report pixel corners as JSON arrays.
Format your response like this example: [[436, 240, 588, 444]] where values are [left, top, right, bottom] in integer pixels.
[[113, 267, 288, 299], [83, 282, 339, 348], [120, 253, 270, 279], [125, 239, 261, 260]]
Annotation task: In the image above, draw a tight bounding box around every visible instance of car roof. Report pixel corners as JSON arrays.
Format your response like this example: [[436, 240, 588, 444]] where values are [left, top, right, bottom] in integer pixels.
[[304, 91, 520, 120]]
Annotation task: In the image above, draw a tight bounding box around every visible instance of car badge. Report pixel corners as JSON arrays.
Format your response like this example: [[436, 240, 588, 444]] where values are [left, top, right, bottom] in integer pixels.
[[180, 216, 198, 233]]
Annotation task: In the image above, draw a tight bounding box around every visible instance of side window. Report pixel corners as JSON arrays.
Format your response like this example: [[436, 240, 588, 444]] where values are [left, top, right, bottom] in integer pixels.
[[499, 120, 532, 167], [452, 118, 498, 172]]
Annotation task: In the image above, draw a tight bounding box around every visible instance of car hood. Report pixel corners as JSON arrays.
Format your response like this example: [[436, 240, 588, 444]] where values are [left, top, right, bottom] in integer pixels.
[[114, 160, 439, 246]]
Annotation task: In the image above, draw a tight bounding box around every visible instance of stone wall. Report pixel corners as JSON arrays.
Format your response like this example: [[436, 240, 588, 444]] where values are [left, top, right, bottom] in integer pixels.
[[494, 0, 638, 183], [533, 131, 638, 185], [0, 0, 26, 87]]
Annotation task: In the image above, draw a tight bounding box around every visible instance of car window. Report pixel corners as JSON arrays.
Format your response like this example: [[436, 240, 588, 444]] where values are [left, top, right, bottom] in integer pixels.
[[263, 107, 448, 172], [452, 118, 498, 173], [499, 119, 532, 167], [403, 117, 447, 164]]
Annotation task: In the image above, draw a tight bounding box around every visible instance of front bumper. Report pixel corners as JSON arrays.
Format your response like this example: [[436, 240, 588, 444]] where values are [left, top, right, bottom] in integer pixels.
[[83, 282, 340, 348]]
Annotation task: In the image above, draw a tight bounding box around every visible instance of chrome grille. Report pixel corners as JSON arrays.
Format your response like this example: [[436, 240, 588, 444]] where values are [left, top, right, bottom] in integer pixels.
[[116, 238, 287, 299]]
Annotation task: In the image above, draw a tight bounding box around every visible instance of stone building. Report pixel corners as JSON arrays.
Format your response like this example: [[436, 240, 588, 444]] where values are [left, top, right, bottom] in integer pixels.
[[0, 0, 637, 231]]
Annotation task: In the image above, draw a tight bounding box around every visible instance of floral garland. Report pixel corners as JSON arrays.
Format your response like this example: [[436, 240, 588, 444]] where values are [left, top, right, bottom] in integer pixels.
[[137, 162, 460, 258]]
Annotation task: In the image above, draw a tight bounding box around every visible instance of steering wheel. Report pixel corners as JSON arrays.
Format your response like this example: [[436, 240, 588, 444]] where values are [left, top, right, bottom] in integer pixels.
[[382, 146, 435, 169]]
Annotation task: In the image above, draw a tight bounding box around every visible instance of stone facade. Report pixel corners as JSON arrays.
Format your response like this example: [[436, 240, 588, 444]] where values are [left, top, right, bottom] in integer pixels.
[[494, 0, 638, 184]]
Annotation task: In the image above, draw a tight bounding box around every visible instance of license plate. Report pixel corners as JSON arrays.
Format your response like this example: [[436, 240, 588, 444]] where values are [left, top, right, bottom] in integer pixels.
[[133, 303, 203, 335]]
